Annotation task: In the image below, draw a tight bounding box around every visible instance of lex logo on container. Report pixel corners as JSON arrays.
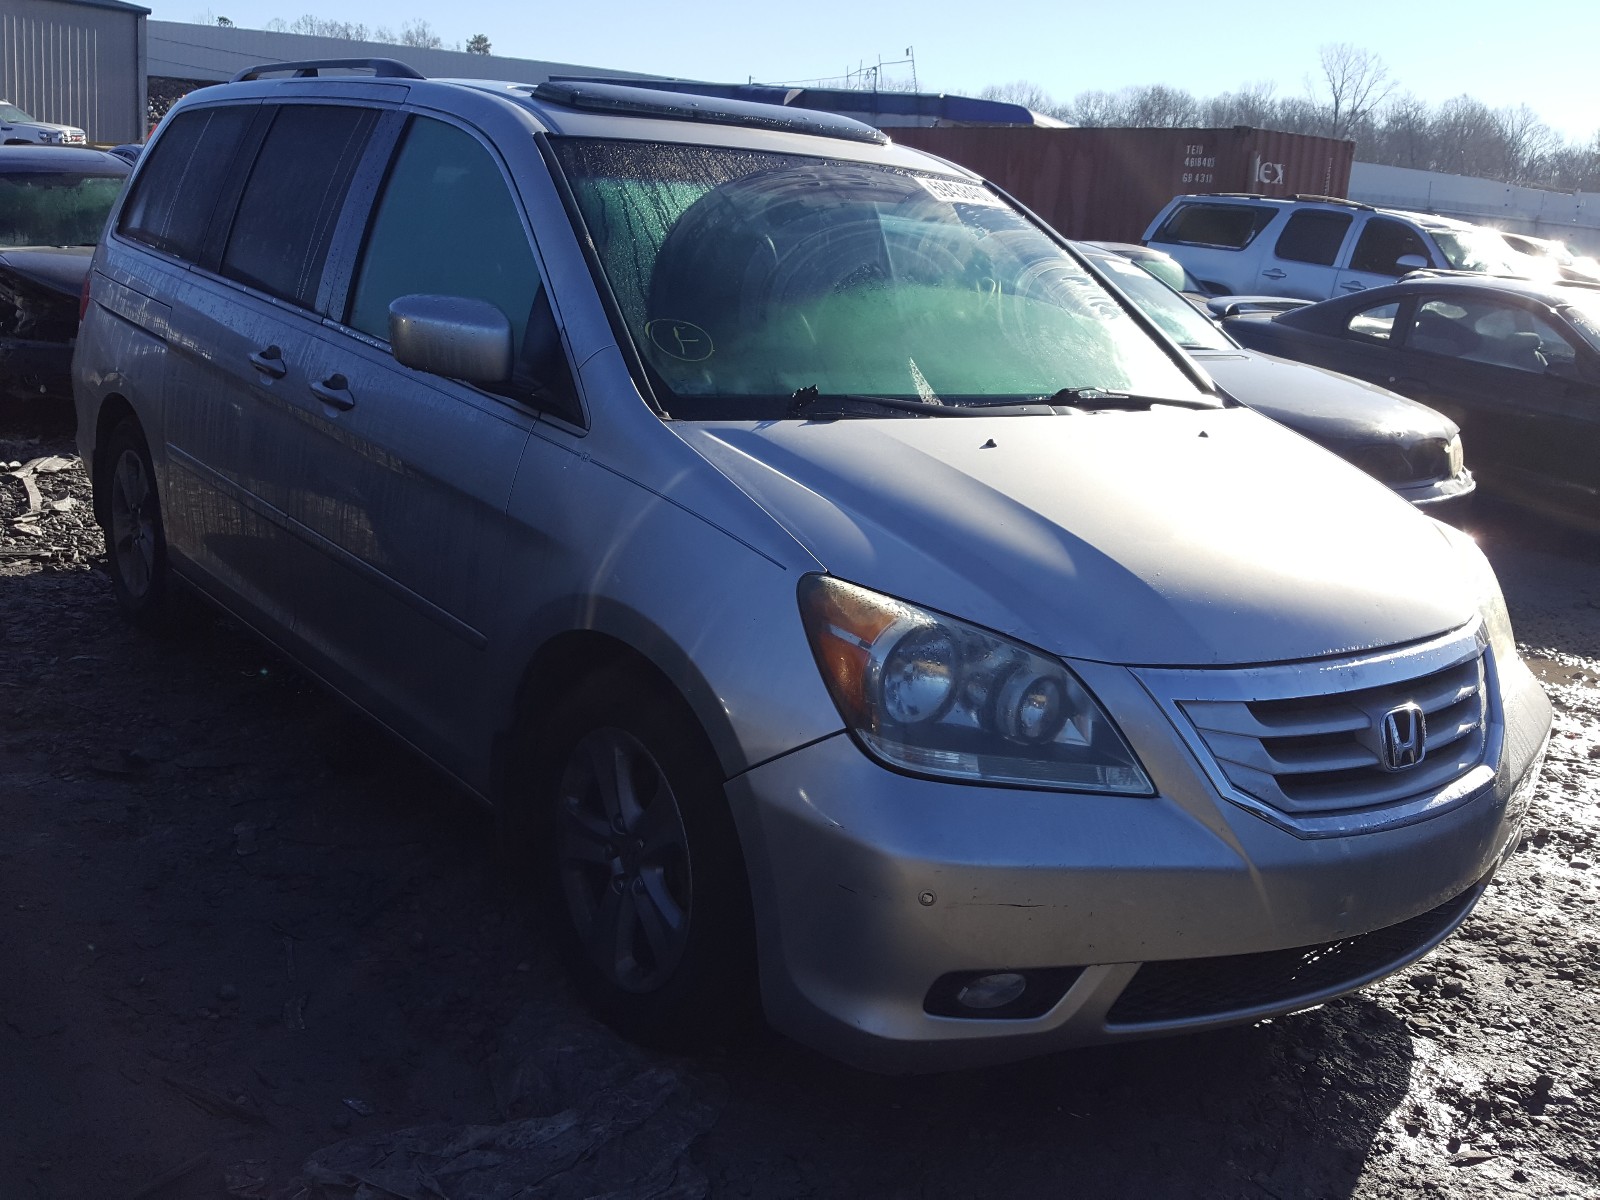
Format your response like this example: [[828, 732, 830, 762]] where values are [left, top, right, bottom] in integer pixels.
[[1252, 156, 1286, 186]]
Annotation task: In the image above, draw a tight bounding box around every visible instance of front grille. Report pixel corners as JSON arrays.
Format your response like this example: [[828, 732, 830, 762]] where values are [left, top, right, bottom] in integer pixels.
[[1347, 438, 1451, 486], [1180, 654, 1488, 817], [1105, 883, 1482, 1026]]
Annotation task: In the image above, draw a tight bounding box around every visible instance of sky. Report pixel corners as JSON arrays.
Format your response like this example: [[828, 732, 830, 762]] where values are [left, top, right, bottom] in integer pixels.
[[147, 0, 1600, 145]]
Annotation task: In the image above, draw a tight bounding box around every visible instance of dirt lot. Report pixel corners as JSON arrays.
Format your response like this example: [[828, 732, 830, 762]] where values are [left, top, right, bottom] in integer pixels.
[[3, 416, 1598, 1200]]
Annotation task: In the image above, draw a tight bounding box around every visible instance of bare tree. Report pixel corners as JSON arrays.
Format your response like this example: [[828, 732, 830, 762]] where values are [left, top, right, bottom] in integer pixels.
[[1369, 92, 1432, 169], [1058, 90, 1122, 127], [1123, 85, 1201, 128], [1311, 43, 1394, 140], [397, 19, 442, 49], [1204, 82, 1279, 129], [978, 81, 1061, 116], [1494, 105, 1559, 185], [270, 14, 371, 38]]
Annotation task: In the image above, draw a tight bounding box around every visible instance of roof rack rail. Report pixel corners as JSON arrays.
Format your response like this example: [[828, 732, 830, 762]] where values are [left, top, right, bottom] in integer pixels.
[[230, 58, 424, 83], [1290, 193, 1371, 209], [529, 80, 889, 145]]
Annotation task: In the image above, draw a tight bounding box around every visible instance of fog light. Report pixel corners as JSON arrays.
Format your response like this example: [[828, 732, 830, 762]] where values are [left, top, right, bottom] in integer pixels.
[[956, 972, 1028, 1010]]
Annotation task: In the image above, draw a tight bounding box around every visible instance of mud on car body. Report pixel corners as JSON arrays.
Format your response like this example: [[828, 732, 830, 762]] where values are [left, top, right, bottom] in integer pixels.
[[73, 62, 1551, 1072]]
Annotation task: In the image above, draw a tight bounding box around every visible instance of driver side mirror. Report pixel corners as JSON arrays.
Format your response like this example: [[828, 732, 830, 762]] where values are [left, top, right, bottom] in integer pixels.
[[1395, 254, 1429, 272], [388, 294, 512, 385]]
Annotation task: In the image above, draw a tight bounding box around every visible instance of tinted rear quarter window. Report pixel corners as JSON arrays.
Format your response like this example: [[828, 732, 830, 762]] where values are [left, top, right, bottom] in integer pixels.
[[1347, 301, 1400, 341], [119, 105, 255, 261], [1154, 203, 1277, 250], [1274, 211, 1353, 267], [220, 104, 377, 310]]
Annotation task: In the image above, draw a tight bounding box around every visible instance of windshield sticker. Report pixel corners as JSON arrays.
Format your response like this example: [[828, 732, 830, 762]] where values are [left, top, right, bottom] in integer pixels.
[[914, 175, 1007, 209], [646, 319, 714, 362]]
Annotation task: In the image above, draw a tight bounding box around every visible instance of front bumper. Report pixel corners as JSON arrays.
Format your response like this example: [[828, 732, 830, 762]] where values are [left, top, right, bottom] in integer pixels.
[[0, 337, 74, 404], [729, 644, 1550, 1072], [1397, 467, 1476, 517]]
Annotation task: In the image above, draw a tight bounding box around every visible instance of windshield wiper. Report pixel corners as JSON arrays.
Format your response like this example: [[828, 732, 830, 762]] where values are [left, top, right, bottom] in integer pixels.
[[788, 386, 1052, 419], [1048, 387, 1221, 412]]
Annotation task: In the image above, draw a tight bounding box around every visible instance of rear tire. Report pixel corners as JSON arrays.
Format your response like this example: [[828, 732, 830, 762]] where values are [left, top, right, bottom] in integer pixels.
[[101, 416, 171, 626], [520, 667, 756, 1048]]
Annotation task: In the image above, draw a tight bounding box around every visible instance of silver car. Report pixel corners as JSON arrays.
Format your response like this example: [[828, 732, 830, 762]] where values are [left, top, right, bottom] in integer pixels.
[[0, 99, 88, 146], [74, 63, 1551, 1072]]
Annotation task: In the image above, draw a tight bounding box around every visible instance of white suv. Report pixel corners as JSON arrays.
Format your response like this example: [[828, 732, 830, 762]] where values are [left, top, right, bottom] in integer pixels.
[[1144, 194, 1524, 301], [0, 100, 88, 147]]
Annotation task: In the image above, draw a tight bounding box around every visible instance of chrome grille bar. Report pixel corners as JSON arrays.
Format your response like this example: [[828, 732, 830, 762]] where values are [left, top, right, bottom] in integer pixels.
[[1134, 622, 1501, 837]]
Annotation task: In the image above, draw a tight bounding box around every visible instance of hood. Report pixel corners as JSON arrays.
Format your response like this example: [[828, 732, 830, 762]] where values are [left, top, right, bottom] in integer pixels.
[[672, 407, 1477, 667], [1193, 349, 1459, 449], [0, 246, 94, 298]]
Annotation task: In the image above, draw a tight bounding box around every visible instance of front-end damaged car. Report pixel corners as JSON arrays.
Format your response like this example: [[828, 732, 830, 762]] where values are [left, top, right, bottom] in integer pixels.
[[1, 146, 128, 408]]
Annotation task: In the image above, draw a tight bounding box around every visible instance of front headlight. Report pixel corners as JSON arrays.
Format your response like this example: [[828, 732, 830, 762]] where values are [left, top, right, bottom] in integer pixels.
[[1440, 525, 1515, 662], [40, 130, 62, 144], [798, 575, 1153, 794], [1445, 433, 1464, 477]]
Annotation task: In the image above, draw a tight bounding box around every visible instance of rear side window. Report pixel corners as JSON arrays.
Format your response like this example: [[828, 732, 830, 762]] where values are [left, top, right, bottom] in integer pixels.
[[347, 116, 537, 355], [1152, 203, 1276, 250], [220, 104, 377, 310], [1347, 301, 1400, 341], [1274, 211, 1352, 267], [119, 105, 255, 262], [1349, 218, 1431, 276]]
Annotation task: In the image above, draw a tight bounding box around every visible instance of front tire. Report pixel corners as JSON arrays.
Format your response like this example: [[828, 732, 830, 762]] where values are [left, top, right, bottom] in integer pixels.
[[530, 668, 756, 1047]]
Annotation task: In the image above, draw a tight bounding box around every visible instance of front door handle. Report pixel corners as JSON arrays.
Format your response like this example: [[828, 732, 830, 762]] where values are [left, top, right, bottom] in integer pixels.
[[310, 374, 356, 411], [1262, 268, 1287, 280], [1341, 281, 1365, 291], [248, 345, 287, 379]]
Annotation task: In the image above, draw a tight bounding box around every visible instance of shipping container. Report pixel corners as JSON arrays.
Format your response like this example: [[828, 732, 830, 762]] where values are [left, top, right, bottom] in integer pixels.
[[894, 126, 1355, 243]]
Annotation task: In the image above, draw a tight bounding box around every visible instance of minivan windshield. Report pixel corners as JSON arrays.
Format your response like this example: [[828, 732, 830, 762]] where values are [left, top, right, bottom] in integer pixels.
[[553, 139, 1213, 419]]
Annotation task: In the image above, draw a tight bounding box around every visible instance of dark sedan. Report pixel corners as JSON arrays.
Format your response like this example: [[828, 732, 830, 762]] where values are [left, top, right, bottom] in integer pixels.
[[1223, 275, 1600, 531], [1077, 245, 1474, 512], [1, 146, 129, 409]]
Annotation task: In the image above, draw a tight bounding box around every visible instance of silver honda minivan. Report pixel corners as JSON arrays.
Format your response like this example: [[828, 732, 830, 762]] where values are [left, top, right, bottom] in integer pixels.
[[74, 63, 1551, 1072]]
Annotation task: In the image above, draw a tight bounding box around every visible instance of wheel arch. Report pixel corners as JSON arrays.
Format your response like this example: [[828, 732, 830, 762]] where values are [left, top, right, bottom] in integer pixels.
[[492, 613, 744, 809]]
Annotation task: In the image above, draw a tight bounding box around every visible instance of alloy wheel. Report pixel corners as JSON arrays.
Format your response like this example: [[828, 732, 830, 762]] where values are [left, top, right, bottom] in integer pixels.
[[109, 447, 157, 600], [555, 727, 693, 993]]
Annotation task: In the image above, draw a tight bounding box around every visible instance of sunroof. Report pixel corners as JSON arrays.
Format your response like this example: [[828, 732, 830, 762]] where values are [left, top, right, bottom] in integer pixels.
[[529, 81, 889, 146]]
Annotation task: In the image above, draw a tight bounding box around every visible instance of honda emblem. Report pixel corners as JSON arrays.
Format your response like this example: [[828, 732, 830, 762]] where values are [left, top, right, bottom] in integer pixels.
[[1379, 703, 1427, 771]]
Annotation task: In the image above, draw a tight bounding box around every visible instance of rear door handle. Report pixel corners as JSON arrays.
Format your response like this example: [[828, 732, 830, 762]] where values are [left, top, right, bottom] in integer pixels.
[[248, 345, 287, 379], [1262, 268, 1287, 280], [310, 374, 356, 410]]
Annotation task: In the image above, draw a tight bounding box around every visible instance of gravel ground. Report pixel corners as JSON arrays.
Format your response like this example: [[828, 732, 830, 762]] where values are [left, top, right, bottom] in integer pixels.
[[2, 418, 1597, 1200]]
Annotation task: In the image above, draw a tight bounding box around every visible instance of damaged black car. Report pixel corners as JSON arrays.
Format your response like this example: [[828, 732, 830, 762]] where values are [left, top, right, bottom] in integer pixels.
[[1, 146, 129, 410]]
